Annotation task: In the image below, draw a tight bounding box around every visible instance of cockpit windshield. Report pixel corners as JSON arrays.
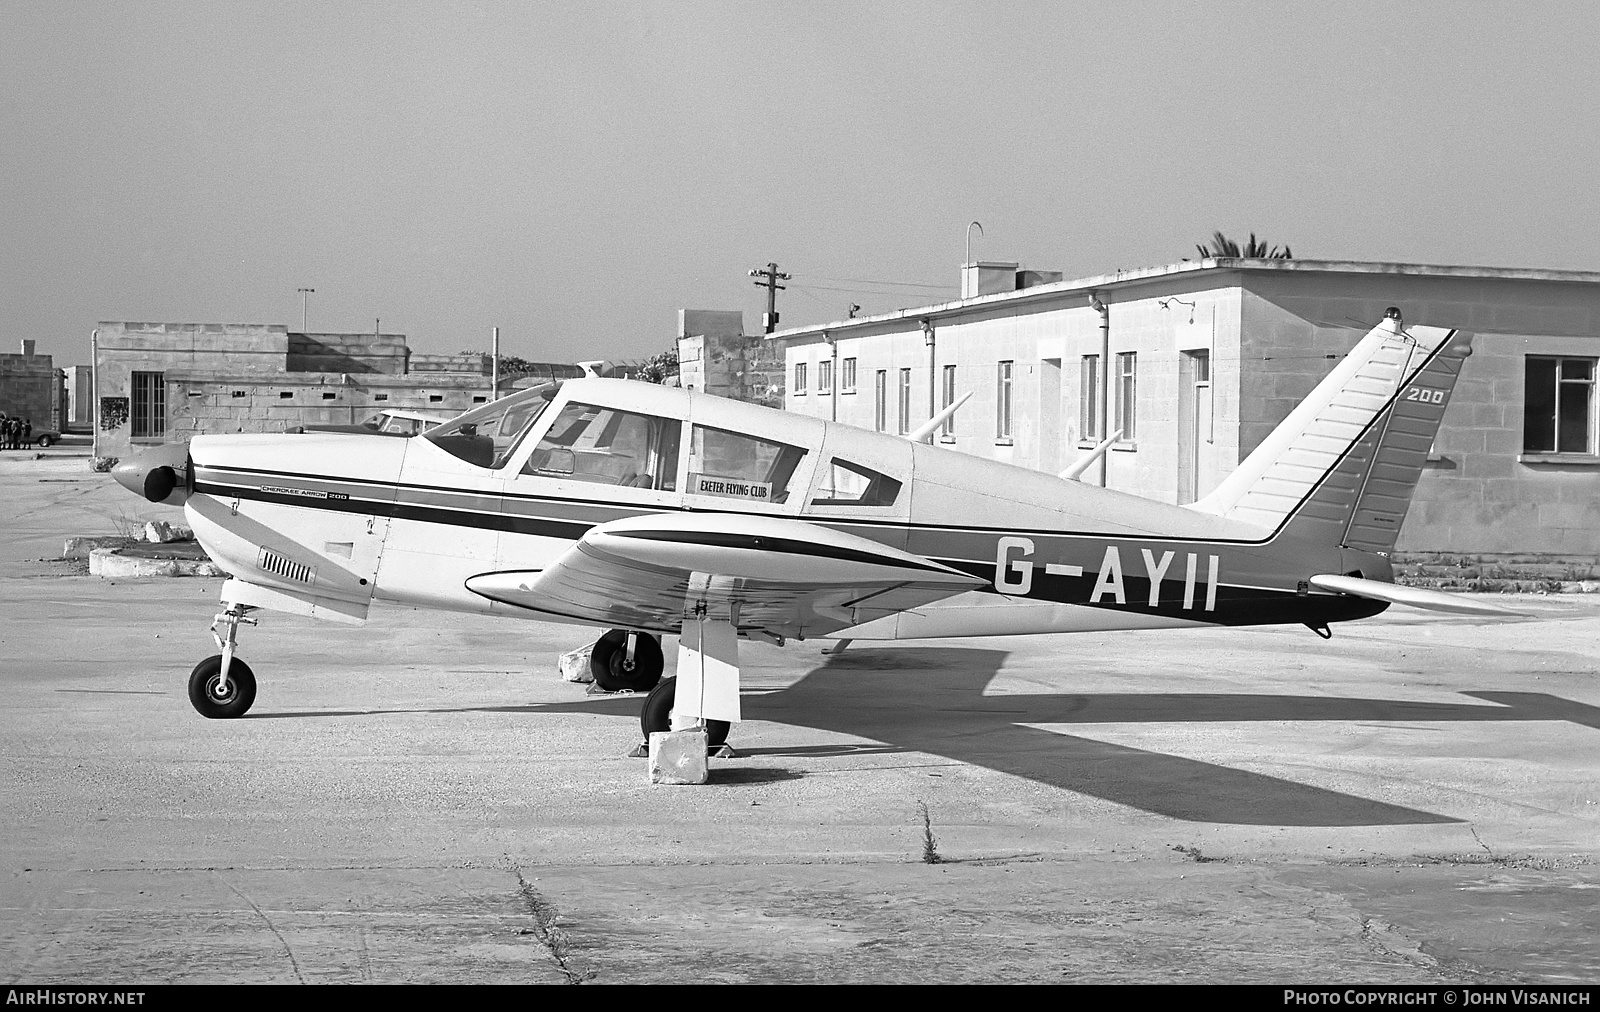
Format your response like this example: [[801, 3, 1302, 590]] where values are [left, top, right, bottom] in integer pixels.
[[422, 384, 559, 468]]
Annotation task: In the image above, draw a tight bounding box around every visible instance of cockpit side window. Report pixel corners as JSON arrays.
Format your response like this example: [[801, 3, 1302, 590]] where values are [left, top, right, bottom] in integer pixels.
[[687, 425, 808, 505], [811, 457, 903, 507], [521, 403, 680, 490]]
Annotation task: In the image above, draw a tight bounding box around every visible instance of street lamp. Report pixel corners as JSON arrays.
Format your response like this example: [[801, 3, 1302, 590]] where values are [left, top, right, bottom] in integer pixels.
[[297, 288, 315, 331]]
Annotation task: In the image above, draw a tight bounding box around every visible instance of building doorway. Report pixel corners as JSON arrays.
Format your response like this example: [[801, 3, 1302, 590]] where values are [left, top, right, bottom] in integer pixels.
[[1177, 350, 1211, 503]]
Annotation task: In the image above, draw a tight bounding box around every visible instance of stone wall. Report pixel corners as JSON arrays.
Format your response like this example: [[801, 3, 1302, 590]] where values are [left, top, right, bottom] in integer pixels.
[[162, 371, 492, 438], [0, 351, 58, 431], [675, 309, 783, 409], [286, 333, 408, 374], [409, 353, 492, 374]]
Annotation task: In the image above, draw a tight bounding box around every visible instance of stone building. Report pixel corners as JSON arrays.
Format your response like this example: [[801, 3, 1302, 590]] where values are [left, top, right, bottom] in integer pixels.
[[92, 322, 575, 460], [768, 258, 1600, 582], [0, 340, 60, 432], [675, 309, 785, 410]]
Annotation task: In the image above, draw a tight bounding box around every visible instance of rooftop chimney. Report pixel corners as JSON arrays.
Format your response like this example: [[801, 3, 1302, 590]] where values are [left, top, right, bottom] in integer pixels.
[[20, 340, 35, 356]]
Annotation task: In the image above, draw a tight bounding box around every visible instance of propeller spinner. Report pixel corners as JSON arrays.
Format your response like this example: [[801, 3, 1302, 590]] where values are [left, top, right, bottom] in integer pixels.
[[110, 444, 192, 505]]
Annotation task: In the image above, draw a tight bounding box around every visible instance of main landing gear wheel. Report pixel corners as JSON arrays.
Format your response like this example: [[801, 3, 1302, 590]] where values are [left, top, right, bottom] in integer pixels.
[[640, 676, 730, 749], [188, 655, 257, 719], [591, 629, 664, 692]]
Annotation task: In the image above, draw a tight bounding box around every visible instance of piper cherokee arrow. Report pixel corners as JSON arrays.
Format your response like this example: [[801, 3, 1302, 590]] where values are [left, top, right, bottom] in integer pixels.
[[111, 309, 1513, 749]]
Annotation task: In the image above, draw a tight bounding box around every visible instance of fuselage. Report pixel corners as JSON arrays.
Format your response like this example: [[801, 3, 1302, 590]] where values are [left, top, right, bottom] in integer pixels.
[[183, 378, 1388, 641]]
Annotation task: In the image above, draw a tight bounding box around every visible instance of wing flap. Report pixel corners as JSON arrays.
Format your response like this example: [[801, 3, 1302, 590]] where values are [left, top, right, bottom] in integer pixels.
[[466, 512, 987, 637]]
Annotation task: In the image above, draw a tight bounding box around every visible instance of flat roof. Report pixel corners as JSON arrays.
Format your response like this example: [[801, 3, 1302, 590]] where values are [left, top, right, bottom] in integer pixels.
[[765, 258, 1600, 341]]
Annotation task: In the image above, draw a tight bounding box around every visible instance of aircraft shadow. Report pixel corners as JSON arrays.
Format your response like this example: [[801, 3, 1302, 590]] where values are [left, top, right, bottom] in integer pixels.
[[251, 650, 1600, 828]]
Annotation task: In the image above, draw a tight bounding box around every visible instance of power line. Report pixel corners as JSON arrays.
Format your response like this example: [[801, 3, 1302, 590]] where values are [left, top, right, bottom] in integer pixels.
[[814, 275, 953, 290]]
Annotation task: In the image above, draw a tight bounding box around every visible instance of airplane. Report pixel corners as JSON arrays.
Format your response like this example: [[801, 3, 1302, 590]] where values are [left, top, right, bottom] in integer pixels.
[[110, 308, 1515, 755]]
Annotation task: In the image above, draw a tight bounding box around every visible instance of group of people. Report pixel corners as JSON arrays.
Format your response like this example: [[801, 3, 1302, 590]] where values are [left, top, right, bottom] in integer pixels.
[[0, 412, 35, 449]]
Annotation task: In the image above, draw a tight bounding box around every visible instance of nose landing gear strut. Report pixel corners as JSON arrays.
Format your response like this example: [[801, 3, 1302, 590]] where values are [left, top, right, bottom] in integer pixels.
[[188, 604, 259, 719]]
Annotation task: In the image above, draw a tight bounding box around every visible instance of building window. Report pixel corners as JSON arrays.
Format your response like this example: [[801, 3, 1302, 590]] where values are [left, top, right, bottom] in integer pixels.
[[231, 390, 245, 398], [374, 393, 389, 401], [429, 395, 443, 403], [794, 361, 808, 396], [841, 357, 857, 394], [322, 392, 337, 400], [897, 368, 912, 435], [996, 361, 1014, 441], [1525, 356, 1596, 454], [1080, 355, 1100, 440], [279, 391, 293, 399], [817, 359, 833, 395], [130, 372, 165, 438], [1114, 352, 1137, 441], [941, 365, 957, 438], [874, 370, 887, 432]]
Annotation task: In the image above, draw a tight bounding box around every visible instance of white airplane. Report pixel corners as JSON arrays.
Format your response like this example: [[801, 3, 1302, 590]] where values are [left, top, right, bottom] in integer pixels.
[[112, 309, 1514, 752]]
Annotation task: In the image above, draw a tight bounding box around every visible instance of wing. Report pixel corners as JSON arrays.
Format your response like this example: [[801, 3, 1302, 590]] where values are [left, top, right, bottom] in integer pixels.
[[465, 512, 988, 639]]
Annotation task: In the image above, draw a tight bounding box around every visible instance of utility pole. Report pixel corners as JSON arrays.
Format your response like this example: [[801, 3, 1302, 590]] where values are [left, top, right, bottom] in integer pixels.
[[297, 288, 315, 331], [748, 262, 790, 334]]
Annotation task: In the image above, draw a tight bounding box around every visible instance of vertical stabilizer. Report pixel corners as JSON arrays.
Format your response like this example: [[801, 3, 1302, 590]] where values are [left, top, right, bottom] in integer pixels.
[[1189, 313, 1472, 551]]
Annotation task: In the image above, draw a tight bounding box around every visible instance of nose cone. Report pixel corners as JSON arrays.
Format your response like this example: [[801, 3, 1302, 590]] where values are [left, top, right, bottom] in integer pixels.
[[110, 444, 191, 504]]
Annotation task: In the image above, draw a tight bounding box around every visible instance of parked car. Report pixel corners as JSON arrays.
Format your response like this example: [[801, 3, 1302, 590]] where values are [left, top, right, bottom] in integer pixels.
[[32, 428, 62, 447]]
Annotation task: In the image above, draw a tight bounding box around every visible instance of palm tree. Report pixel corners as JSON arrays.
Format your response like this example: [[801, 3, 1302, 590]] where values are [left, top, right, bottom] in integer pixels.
[[1196, 231, 1293, 259]]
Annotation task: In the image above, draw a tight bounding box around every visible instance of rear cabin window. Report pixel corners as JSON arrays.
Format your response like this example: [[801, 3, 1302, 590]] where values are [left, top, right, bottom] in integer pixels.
[[522, 403, 680, 491], [687, 426, 808, 505], [811, 458, 903, 507]]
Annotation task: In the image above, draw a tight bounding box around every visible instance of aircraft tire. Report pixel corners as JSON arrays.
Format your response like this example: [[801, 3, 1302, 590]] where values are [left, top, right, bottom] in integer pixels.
[[187, 655, 257, 719], [591, 629, 663, 692], [640, 677, 730, 749]]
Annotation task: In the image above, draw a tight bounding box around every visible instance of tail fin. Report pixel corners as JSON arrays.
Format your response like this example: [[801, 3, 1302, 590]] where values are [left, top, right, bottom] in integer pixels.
[[1189, 311, 1473, 552]]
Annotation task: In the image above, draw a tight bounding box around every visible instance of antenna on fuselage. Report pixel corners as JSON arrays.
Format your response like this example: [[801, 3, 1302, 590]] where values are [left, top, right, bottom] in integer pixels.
[[905, 391, 972, 444]]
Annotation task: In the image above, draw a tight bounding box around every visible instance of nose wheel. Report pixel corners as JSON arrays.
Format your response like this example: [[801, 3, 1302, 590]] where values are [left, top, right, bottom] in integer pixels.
[[188, 655, 257, 719], [189, 604, 258, 718]]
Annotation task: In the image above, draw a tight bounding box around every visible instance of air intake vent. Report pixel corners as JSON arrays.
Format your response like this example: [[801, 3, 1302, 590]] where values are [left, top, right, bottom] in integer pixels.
[[258, 547, 312, 584]]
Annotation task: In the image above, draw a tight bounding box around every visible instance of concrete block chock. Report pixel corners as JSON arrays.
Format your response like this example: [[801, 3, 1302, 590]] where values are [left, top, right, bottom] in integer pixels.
[[648, 730, 709, 785], [558, 642, 595, 683]]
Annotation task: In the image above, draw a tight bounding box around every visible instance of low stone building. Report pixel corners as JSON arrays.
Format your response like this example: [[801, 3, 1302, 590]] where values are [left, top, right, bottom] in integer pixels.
[[767, 258, 1600, 584], [0, 340, 60, 433], [92, 322, 577, 460]]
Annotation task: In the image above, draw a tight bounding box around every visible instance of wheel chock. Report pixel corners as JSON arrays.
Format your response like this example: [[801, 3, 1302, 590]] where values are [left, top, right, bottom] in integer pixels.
[[648, 729, 708, 785]]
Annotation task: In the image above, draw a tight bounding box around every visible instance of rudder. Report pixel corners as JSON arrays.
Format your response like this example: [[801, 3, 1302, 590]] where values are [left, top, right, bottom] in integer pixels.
[[1189, 311, 1472, 552]]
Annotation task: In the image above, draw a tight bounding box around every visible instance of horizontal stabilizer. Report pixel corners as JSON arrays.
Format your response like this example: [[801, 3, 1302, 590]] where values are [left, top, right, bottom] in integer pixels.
[[1307, 574, 1524, 617]]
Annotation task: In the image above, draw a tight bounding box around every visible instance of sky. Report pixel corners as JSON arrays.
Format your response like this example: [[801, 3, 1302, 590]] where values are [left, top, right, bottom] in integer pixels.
[[5, 1, 1600, 367]]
